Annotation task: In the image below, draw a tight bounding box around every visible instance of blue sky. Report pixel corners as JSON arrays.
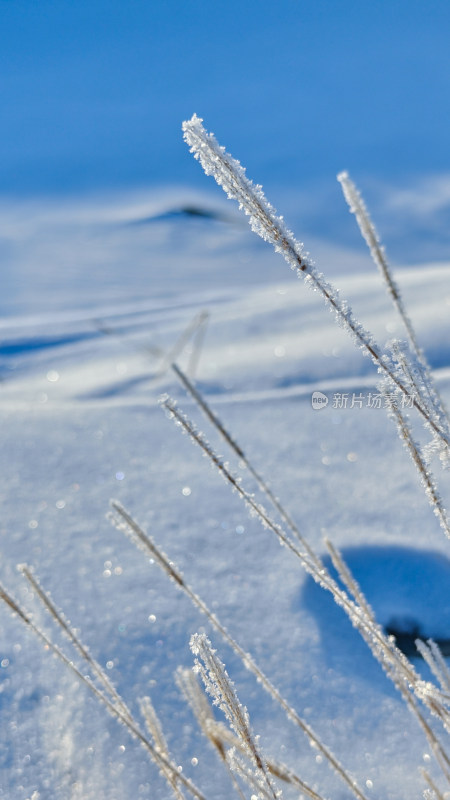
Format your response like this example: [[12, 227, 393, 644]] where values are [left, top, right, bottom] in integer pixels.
[[2, 0, 450, 191], [1, 0, 450, 262]]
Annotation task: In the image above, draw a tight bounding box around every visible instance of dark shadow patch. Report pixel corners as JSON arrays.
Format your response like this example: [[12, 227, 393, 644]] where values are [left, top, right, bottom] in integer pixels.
[[126, 205, 233, 225], [0, 331, 99, 357], [299, 545, 450, 674]]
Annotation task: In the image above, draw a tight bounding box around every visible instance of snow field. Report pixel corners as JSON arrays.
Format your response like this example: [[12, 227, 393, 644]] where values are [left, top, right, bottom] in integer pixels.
[[1, 189, 450, 798]]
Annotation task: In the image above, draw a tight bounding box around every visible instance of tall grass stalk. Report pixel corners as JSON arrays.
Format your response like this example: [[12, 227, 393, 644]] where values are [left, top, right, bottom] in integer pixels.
[[19, 564, 132, 720], [108, 499, 368, 800], [337, 171, 420, 357], [190, 633, 280, 800], [94, 308, 209, 385], [171, 362, 319, 562], [383, 393, 450, 540], [182, 114, 450, 452], [176, 667, 325, 800], [338, 170, 450, 458], [139, 696, 186, 800], [0, 581, 207, 800]]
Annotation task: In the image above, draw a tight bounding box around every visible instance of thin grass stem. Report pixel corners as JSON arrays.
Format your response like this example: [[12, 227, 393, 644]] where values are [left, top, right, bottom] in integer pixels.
[[186, 312, 209, 379], [0, 582, 207, 800], [384, 396, 450, 540], [338, 172, 450, 441], [191, 633, 280, 800], [182, 114, 450, 449], [421, 766, 447, 800], [324, 539, 375, 623], [156, 311, 209, 381], [140, 696, 186, 800], [94, 309, 209, 386], [416, 641, 450, 695], [109, 499, 369, 800], [171, 362, 321, 564], [177, 668, 328, 800], [159, 397, 419, 682], [428, 641, 450, 693], [19, 564, 132, 720], [337, 172, 419, 354], [176, 669, 248, 800]]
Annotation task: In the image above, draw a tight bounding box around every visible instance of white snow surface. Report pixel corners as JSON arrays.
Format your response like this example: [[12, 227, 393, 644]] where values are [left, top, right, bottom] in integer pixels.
[[1, 189, 450, 799]]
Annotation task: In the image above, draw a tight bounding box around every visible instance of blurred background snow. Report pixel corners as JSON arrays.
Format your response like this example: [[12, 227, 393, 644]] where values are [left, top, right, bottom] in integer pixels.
[[2, 0, 450, 295]]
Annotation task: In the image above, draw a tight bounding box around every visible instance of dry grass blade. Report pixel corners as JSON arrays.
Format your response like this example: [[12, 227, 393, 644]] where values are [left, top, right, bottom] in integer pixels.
[[109, 498, 370, 800], [160, 397, 417, 679], [415, 641, 450, 696], [324, 539, 375, 622], [186, 312, 209, 378], [191, 633, 280, 800], [94, 309, 209, 385], [338, 171, 450, 441], [140, 696, 186, 800], [384, 395, 450, 540], [399, 683, 450, 781], [323, 537, 450, 774], [337, 171, 418, 352], [421, 767, 446, 800], [176, 668, 247, 800], [182, 114, 450, 448], [176, 668, 218, 741], [171, 362, 321, 563], [226, 753, 275, 800], [19, 563, 132, 720], [177, 668, 328, 800], [0, 581, 207, 800], [390, 341, 448, 438], [156, 310, 209, 381], [428, 642, 450, 693]]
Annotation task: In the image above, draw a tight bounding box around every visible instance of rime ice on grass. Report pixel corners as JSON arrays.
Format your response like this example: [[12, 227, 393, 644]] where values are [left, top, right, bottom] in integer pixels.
[[182, 115, 450, 449], [182, 114, 312, 275], [110, 495, 370, 800], [339, 170, 450, 466], [190, 633, 280, 800]]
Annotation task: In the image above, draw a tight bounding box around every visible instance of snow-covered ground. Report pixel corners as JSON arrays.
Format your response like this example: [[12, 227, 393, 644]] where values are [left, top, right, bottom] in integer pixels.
[[1, 189, 450, 799]]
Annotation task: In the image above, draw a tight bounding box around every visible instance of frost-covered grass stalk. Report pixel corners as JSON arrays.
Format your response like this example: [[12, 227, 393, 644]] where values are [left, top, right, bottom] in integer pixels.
[[139, 696, 186, 800], [0, 579, 207, 800], [182, 114, 450, 558], [171, 362, 319, 560], [19, 564, 132, 721], [336, 170, 450, 536], [190, 633, 279, 800], [337, 170, 450, 465], [108, 499, 368, 800], [175, 667, 323, 800], [182, 114, 450, 455], [337, 170, 419, 354]]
